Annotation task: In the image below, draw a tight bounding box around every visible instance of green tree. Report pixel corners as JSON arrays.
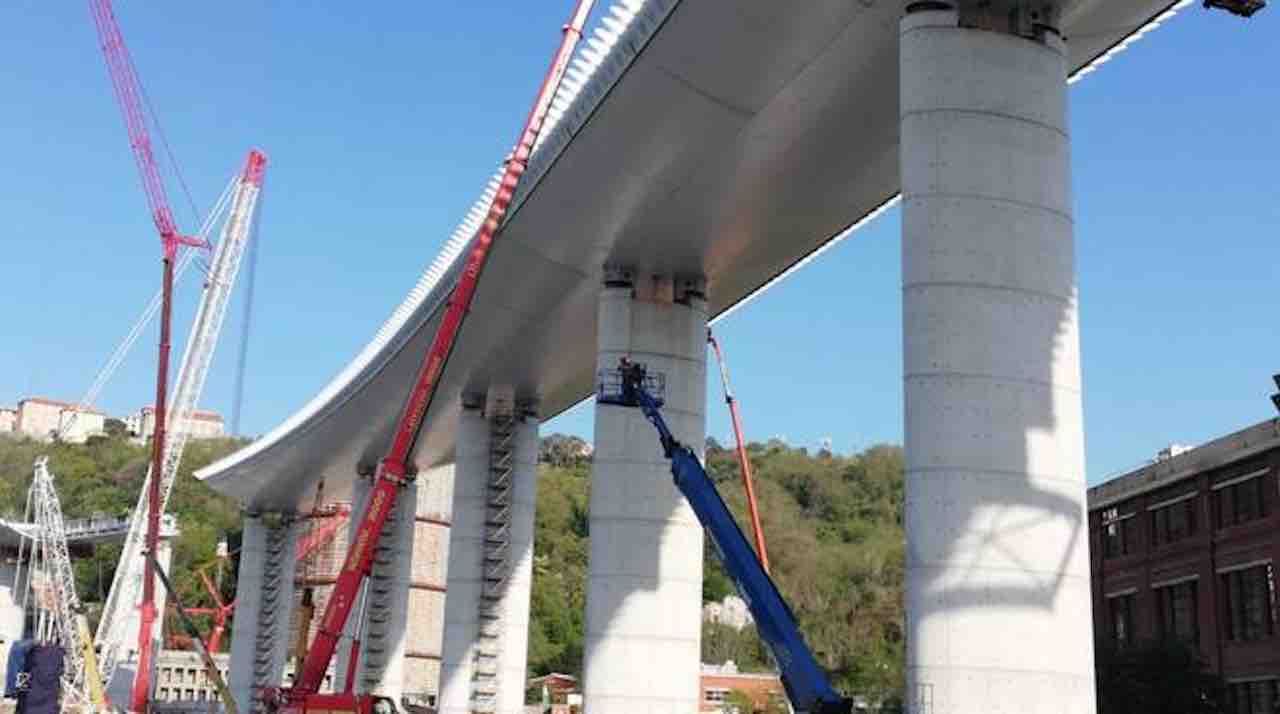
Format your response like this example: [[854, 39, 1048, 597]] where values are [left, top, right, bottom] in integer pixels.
[[725, 689, 755, 714]]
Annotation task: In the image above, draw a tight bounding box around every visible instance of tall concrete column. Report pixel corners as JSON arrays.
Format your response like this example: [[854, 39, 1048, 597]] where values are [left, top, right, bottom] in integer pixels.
[[583, 274, 706, 714], [438, 405, 487, 713], [900, 8, 1094, 713], [405, 462, 454, 705], [228, 512, 297, 714], [356, 478, 417, 701], [438, 399, 539, 714], [495, 410, 538, 714]]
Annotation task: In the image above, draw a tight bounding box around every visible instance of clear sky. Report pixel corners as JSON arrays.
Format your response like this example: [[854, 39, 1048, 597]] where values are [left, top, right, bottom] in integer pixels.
[[1, 3, 1276, 484]]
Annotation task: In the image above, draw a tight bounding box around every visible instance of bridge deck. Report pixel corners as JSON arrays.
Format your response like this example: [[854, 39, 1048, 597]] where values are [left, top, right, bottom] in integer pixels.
[[198, 0, 1189, 510]]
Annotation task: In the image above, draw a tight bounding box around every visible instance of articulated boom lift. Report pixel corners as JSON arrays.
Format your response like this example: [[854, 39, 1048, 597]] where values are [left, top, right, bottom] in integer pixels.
[[263, 1, 596, 711], [598, 359, 853, 714]]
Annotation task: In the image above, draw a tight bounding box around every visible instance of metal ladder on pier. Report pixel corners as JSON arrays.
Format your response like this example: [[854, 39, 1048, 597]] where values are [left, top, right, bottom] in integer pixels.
[[473, 413, 516, 712]]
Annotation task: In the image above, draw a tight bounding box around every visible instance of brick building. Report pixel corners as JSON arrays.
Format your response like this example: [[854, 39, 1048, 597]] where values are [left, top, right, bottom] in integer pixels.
[[699, 661, 784, 713], [1089, 417, 1280, 713]]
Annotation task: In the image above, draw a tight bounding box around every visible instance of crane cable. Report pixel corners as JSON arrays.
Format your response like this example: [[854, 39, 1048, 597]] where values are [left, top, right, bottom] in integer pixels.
[[707, 329, 771, 573], [55, 172, 238, 442]]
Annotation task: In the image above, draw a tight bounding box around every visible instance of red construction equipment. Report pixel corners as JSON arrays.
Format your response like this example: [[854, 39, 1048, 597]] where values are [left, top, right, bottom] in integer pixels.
[[264, 2, 597, 710], [707, 329, 770, 573], [165, 564, 234, 653], [293, 504, 351, 562], [165, 506, 349, 655], [88, 1, 207, 709]]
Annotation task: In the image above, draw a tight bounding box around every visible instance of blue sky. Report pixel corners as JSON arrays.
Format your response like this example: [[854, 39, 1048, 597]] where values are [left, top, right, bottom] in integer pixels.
[[1, 3, 1276, 484]]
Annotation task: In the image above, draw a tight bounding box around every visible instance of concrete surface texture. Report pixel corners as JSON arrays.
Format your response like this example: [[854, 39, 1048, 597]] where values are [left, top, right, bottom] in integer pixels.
[[227, 514, 297, 714], [354, 478, 416, 700], [404, 462, 453, 703], [583, 283, 707, 714], [495, 416, 539, 714], [900, 9, 1095, 714], [437, 407, 491, 713], [438, 406, 539, 714]]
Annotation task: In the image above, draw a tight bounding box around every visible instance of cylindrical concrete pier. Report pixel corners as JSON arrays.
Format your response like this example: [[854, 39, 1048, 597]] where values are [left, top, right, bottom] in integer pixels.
[[495, 415, 539, 714], [583, 281, 706, 714], [900, 9, 1094, 713], [228, 514, 297, 714], [438, 406, 488, 714], [438, 404, 538, 714], [406, 462, 453, 704]]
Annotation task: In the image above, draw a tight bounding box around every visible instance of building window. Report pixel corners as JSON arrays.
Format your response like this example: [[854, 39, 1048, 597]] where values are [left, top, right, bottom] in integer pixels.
[[704, 688, 729, 703], [1102, 508, 1138, 558], [1226, 678, 1279, 714], [1108, 593, 1136, 647], [1155, 580, 1199, 644], [1151, 497, 1196, 546], [1222, 564, 1277, 642], [1215, 475, 1268, 529]]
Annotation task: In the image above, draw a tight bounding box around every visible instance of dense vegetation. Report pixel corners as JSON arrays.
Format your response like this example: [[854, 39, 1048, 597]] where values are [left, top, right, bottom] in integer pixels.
[[0, 432, 246, 626], [529, 436, 907, 704], [0, 430, 908, 703]]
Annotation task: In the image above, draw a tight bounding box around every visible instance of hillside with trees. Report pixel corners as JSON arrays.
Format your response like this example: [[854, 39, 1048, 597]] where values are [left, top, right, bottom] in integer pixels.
[[529, 436, 907, 705], [0, 432, 246, 626], [0, 430, 908, 704]]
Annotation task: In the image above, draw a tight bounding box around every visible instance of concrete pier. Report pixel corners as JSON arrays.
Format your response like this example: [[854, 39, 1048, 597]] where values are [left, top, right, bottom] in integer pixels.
[[354, 478, 417, 701], [900, 8, 1095, 713], [228, 513, 297, 713], [582, 275, 706, 714], [405, 462, 454, 705], [438, 406, 489, 713], [438, 401, 539, 714]]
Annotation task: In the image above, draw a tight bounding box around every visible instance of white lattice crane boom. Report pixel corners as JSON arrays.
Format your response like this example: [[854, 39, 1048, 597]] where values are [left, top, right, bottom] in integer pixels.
[[27, 457, 107, 712], [95, 151, 268, 689]]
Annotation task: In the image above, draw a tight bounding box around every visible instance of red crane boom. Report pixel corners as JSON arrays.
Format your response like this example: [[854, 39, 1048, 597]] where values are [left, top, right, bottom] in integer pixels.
[[272, 1, 597, 707], [88, 1, 205, 710]]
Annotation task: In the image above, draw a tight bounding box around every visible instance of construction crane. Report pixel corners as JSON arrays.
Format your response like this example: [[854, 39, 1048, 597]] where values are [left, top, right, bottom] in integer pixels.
[[598, 359, 852, 714], [262, 2, 596, 712], [94, 150, 267, 705], [707, 329, 770, 572], [17, 168, 238, 711], [22, 458, 109, 713], [88, 0, 207, 708]]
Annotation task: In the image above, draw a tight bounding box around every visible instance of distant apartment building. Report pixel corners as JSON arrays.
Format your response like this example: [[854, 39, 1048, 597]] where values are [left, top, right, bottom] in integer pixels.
[[0, 407, 16, 434], [130, 406, 225, 442], [704, 595, 755, 631], [1089, 417, 1280, 712], [10, 397, 105, 443]]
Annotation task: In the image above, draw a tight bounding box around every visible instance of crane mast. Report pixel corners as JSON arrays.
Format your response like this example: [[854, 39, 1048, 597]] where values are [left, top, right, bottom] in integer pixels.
[[87, 1, 209, 709], [272, 1, 597, 706], [95, 152, 268, 699], [26, 458, 108, 713]]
